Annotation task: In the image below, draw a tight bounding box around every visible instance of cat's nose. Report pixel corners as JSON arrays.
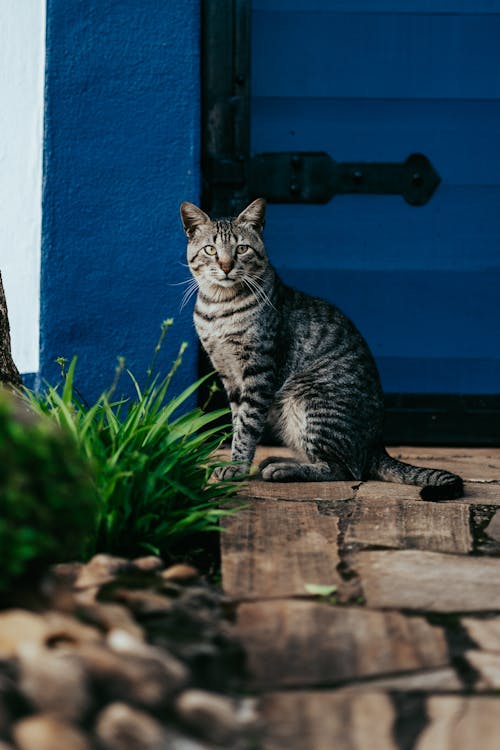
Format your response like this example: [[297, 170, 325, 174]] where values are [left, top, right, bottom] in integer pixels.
[[218, 259, 234, 275]]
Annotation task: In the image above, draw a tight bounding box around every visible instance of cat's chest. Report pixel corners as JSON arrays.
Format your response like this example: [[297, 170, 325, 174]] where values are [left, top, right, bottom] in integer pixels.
[[194, 299, 260, 375], [196, 316, 255, 356]]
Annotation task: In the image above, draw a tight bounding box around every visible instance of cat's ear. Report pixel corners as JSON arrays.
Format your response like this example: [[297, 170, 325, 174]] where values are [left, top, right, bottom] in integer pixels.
[[180, 202, 211, 237], [237, 198, 266, 233]]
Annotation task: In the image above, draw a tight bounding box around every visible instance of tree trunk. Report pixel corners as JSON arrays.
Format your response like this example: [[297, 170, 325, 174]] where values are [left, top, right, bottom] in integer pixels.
[[0, 272, 22, 387]]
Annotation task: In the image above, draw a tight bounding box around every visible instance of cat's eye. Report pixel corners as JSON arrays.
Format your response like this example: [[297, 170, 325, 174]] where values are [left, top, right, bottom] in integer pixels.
[[236, 244, 251, 255], [203, 245, 217, 256]]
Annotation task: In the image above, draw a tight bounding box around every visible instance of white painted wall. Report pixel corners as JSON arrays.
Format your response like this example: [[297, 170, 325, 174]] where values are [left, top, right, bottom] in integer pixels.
[[0, 0, 46, 373]]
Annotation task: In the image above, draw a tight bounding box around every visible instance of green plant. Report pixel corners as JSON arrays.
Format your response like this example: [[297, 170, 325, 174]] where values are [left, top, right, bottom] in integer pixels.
[[304, 583, 338, 604], [0, 390, 99, 592], [26, 321, 239, 560]]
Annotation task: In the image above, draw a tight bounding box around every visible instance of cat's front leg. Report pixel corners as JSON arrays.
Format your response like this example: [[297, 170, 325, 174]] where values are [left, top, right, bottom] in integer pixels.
[[225, 383, 241, 430], [214, 364, 275, 481]]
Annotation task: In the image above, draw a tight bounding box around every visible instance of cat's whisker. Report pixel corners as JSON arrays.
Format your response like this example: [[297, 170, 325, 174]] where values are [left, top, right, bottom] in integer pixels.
[[242, 278, 261, 307], [179, 279, 199, 310], [247, 279, 270, 309], [168, 278, 197, 286], [245, 273, 276, 310], [242, 276, 265, 305]]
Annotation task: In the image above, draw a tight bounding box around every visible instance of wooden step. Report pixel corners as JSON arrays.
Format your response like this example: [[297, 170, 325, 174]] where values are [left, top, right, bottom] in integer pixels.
[[350, 550, 500, 612], [221, 499, 341, 599], [235, 600, 449, 690]]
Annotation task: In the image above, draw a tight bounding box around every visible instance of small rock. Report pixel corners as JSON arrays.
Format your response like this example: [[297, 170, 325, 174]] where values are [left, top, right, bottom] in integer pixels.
[[108, 629, 189, 687], [109, 588, 174, 615], [175, 689, 250, 745], [159, 581, 182, 598], [17, 643, 90, 721], [78, 642, 187, 708], [77, 602, 145, 641], [0, 610, 48, 658], [50, 561, 84, 584], [162, 729, 218, 749], [95, 702, 168, 750], [13, 714, 92, 750], [43, 611, 102, 647], [75, 554, 132, 590], [179, 586, 221, 611], [161, 564, 199, 583], [131, 556, 164, 573]]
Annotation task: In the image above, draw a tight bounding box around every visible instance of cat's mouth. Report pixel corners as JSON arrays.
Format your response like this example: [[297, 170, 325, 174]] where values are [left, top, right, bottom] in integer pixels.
[[214, 277, 238, 288]]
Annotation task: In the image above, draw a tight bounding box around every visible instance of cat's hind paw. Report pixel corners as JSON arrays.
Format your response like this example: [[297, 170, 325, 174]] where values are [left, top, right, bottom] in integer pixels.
[[259, 456, 299, 471], [261, 462, 301, 482]]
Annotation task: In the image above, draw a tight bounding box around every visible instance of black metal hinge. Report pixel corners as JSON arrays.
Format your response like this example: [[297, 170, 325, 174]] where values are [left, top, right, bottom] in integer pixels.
[[249, 151, 441, 207]]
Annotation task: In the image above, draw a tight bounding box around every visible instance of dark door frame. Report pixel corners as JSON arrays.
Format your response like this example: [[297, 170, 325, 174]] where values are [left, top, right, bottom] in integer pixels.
[[200, 0, 500, 445]]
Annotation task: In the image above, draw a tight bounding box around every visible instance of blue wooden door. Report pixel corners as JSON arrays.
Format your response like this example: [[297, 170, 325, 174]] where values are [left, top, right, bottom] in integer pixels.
[[251, 1, 500, 395]]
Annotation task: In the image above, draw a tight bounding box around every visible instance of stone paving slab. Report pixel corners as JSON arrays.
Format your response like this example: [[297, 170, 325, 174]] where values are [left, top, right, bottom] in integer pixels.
[[485, 509, 500, 540], [238, 478, 357, 502], [354, 667, 462, 692], [461, 616, 500, 651], [356, 479, 500, 505], [415, 697, 500, 750], [465, 650, 500, 690], [350, 550, 500, 612], [236, 600, 449, 689], [344, 496, 472, 554], [221, 500, 340, 599], [259, 690, 398, 750]]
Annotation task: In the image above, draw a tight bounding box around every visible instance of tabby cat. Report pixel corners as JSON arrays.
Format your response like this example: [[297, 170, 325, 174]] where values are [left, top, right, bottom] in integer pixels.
[[180, 198, 463, 500]]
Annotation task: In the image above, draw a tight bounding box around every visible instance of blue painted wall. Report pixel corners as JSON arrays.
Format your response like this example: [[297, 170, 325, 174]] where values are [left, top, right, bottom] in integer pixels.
[[41, 0, 200, 400]]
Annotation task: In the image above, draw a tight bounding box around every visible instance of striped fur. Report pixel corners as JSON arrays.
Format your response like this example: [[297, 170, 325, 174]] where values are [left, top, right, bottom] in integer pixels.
[[180, 198, 463, 500]]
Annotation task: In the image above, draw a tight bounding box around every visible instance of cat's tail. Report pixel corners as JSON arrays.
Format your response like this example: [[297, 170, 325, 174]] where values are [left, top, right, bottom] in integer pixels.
[[369, 447, 464, 500]]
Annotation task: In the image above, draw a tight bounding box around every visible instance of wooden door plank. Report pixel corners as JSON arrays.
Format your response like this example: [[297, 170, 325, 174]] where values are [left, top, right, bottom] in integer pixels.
[[352, 550, 500, 612], [416, 697, 500, 750], [345, 497, 472, 554], [260, 690, 398, 750], [221, 500, 340, 599], [236, 600, 449, 689]]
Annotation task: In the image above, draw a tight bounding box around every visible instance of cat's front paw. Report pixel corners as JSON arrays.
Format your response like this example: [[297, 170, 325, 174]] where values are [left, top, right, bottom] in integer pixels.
[[212, 463, 249, 481]]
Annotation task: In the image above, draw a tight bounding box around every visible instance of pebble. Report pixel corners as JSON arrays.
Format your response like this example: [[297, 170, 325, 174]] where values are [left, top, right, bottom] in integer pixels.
[[175, 689, 246, 745], [0, 610, 48, 658], [161, 564, 199, 582], [18, 642, 90, 721], [75, 554, 132, 589], [13, 714, 92, 750], [131, 556, 165, 572], [78, 642, 186, 708], [95, 702, 169, 750], [109, 587, 174, 615], [43, 610, 102, 647], [108, 628, 189, 688], [76, 601, 145, 641]]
